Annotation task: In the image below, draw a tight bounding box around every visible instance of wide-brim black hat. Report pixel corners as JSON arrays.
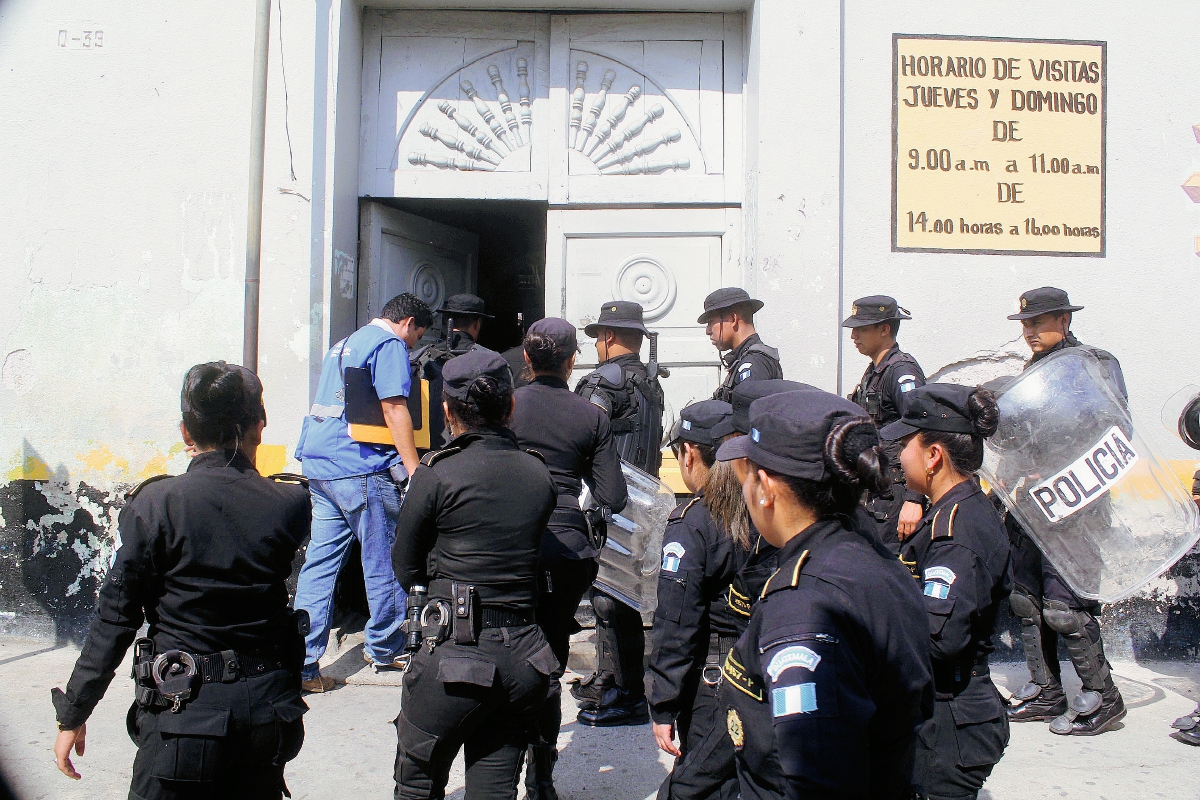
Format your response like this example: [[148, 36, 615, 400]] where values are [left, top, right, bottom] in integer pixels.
[[583, 300, 650, 338], [440, 293, 493, 319], [841, 295, 912, 328], [697, 287, 765, 324], [1007, 287, 1083, 320]]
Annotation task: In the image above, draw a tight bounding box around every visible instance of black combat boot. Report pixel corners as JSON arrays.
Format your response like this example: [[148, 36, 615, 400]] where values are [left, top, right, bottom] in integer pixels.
[[1008, 681, 1068, 721], [1049, 684, 1126, 736], [575, 688, 649, 727], [1170, 704, 1200, 746], [524, 745, 560, 800], [569, 672, 615, 708]]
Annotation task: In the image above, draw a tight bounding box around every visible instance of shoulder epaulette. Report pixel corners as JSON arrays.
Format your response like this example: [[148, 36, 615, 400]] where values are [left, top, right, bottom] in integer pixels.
[[761, 549, 810, 599], [668, 496, 701, 522], [125, 473, 174, 501], [266, 472, 309, 489], [931, 503, 959, 541], [523, 447, 546, 464], [421, 446, 462, 467]]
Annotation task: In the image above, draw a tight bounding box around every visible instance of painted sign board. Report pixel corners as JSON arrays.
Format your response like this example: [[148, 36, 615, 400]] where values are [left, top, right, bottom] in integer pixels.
[[892, 35, 1105, 256]]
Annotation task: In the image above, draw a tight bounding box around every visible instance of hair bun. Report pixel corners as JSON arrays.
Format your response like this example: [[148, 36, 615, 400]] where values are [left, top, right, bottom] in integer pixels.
[[967, 388, 1000, 439], [825, 417, 888, 495]]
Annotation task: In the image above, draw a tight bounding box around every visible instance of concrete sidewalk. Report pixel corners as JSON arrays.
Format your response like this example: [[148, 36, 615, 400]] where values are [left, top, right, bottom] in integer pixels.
[[1, 635, 1196, 800]]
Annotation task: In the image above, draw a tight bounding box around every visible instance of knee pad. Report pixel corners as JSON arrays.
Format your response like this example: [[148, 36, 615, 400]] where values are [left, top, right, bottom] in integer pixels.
[[591, 593, 616, 623], [1042, 600, 1085, 636], [1009, 589, 1041, 622]]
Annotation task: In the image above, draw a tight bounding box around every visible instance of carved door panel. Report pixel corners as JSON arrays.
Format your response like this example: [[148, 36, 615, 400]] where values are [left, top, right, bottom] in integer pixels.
[[358, 202, 478, 327], [546, 207, 741, 421], [549, 14, 742, 205], [361, 12, 551, 200]]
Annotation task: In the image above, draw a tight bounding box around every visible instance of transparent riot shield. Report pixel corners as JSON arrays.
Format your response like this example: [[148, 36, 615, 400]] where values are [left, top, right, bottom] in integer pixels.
[[980, 348, 1200, 603], [580, 460, 676, 622], [1162, 385, 1200, 451]]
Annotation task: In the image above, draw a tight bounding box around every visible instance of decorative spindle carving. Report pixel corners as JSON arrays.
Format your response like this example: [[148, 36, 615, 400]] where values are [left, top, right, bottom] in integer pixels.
[[487, 65, 523, 148], [419, 124, 501, 166], [407, 151, 495, 172], [461, 79, 514, 153], [516, 58, 532, 140], [585, 86, 641, 157], [568, 61, 588, 148], [591, 103, 665, 162], [576, 68, 616, 151], [596, 128, 681, 170], [600, 156, 690, 176], [436, 101, 506, 157]]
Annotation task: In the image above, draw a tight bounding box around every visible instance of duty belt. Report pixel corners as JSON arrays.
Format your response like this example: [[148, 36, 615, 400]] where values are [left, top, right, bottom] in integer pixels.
[[133, 643, 286, 711], [932, 654, 990, 697], [703, 633, 738, 686]]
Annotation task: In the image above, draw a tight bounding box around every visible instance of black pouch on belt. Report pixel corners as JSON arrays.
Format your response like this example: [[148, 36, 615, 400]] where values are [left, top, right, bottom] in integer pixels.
[[453, 582, 481, 645]]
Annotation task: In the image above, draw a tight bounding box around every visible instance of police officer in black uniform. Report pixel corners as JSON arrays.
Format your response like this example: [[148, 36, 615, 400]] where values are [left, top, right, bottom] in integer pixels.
[[510, 317, 628, 799], [572, 300, 666, 726], [699, 288, 784, 403], [650, 399, 740, 800], [1004, 287, 1127, 736], [843, 295, 927, 551], [52, 362, 311, 798], [715, 389, 932, 800], [412, 293, 495, 449], [882, 384, 1011, 800], [391, 349, 559, 800]]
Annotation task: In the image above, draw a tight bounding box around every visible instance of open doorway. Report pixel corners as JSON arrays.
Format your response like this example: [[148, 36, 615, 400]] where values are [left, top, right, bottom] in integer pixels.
[[371, 199, 547, 353]]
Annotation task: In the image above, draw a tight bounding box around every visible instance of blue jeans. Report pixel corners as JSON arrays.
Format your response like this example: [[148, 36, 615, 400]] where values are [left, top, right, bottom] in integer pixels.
[[294, 471, 406, 676]]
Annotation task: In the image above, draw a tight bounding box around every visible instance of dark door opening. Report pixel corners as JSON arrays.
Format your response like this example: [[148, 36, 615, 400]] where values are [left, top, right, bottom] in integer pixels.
[[376, 198, 547, 353]]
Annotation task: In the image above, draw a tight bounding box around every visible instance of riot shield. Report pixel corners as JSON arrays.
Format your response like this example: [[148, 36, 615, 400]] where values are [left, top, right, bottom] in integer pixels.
[[980, 348, 1200, 603], [580, 459, 675, 622]]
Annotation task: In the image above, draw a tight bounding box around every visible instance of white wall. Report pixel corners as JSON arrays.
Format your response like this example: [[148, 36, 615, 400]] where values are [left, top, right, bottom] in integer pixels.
[[839, 0, 1200, 466]]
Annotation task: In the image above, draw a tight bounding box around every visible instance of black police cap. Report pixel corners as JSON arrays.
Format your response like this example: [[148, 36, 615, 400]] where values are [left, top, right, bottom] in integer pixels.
[[668, 399, 733, 448], [711, 379, 818, 439], [1006, 286, 1083, 321], [441, 350, 512, 400], [527, 316, 579, 353], [584, 300, 650, 337], [441, 293, 493, 319], [841, 295, 912, 328], [879, 383, 976, 441], [716, 390, 872, 481], [697, 287, 765, 324]]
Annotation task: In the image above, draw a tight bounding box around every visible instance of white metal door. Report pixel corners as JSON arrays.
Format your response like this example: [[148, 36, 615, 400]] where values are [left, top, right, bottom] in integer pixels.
[[546, 207, 741, 422], [358, 202, 479, 326]]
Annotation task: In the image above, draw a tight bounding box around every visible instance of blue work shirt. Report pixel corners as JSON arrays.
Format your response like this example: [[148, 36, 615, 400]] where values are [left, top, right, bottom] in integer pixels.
[[296, 319, 412, 480]]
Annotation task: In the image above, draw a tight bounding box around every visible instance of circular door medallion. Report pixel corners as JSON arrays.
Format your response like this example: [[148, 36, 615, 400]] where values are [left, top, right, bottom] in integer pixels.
[[612, 255, 677, 322], [410, 262, 446, 310]]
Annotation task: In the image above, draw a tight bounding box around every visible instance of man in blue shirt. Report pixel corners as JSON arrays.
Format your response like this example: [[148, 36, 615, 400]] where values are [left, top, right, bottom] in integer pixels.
[[293, 293, 432, 691]]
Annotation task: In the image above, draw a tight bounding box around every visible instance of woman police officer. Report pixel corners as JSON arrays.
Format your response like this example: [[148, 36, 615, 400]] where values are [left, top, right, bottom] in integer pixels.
[[509, 317, 628, 799], [390, 349, 560, 800], [715, 389, 932, 800], [52, 362, 312, 798], [882, 384, 1011, 800]]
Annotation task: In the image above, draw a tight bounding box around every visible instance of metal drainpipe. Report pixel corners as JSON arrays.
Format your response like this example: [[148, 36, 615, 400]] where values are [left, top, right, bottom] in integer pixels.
[[243, 0, 272, 372]]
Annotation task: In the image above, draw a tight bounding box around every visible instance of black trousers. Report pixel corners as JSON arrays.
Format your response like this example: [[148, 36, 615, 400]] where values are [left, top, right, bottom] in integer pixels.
[[657, 675, 739, 800], [394, 624, 557, 800], [126, 669, 306, 800], [534, 557, 599, 747], [914, 676, 1009, 800]]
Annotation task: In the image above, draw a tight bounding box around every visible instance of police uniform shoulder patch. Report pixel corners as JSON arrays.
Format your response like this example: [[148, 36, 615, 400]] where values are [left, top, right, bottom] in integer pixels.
[[766, 645, 822, 680], [772, 682, 819, 717], [523, 447, 547, 464], [125, 473, 174, 501], [661, 541, 686, 573], [668, 496, 701, 522], [931, 504, 959, 540], [923, 565, 957, 599], [721, 650, 764, 702], [726, 708, 744, 748], [896, 373, 918, 393], [421, 446, 463, 467]]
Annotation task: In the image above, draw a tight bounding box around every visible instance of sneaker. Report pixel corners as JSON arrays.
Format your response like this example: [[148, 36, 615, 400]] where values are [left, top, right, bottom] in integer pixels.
[[301, 674, 336, 693], [1007, 682, 1067, 722], [364, 652, 410, 672], [1049, 687, 1126, 736]]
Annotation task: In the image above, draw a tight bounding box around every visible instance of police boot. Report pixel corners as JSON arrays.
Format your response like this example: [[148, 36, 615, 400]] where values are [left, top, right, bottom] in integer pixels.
[[576, 688, 649, 727], [1044, 601, 1125, 736], [1007, 590, 1067, 722], [1170, 704, 1200, 746], [523, 745, 560, 800], [1050, 683, 1125, 736], [1008, 680, 1067, 722], [570, 672, 615, 709]]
